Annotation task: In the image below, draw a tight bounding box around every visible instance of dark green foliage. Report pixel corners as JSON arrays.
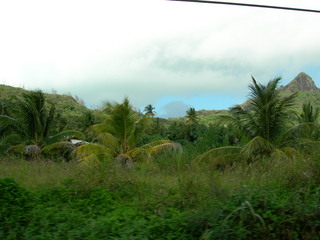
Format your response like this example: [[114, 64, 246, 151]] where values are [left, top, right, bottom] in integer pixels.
[[0, 183, 190, 240], [186, 186, 320, 240], [0, 98, 14, 116], [0, 178, 33, 239], [81, 110, 97, 130], [298, 101, 320, 124], [144, 117, 167, 137], [167, 121, 232, 153], [167, 121, 199, 142], [1, 178, 320, 239]]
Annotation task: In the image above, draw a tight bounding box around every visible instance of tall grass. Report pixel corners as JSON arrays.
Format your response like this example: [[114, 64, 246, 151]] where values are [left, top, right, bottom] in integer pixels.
[[1, 151, 317, 203], [0, 153, 219, 211], [0, 156, 82, 189], [1, 153, 320, 239]]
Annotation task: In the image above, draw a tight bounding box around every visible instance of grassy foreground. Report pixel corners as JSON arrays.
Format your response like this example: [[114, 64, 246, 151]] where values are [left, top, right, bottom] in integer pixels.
[[1, 153, 320, 240]]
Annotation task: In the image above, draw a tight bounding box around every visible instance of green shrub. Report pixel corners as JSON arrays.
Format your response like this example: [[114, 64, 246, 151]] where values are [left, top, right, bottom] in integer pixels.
[[186, 186, 320, 240], [0, 178, 33, 239]]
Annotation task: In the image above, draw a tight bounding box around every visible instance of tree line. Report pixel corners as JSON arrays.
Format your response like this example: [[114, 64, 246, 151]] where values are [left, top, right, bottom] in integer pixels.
[[0, 76, 319, 166]]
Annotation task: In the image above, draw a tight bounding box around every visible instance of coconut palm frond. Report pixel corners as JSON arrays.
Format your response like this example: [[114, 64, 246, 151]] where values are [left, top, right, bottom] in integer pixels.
[[18, 91, 49, 145], [298, 101, 320, 124], [42, 104, 56, 142], [126, 147, 151, 163], [281, 122, 320, 142], [42, 141, 76, 155], [6, 144, 26, 155], [271, 148, 289, 161], [293, 140, 320, 155], [0, 133, 23, 145], [73, 143, 116, 159], [141, 140, 172, 148], [0, 115, 17, 127], [147, 142, 183, 156], [0, 115, 24, 137], [209, 153, 243, 169], [241, 136, 274, 160], [88, 123, 111, 135], [219, 105, 258, 139], [196, 146, 242, 164], [94, 132, 119, 150], [47, 130, 85, 145], [280, 138, 314, 149], [78, 154, 101, 166], [280, 147, 304, 160]]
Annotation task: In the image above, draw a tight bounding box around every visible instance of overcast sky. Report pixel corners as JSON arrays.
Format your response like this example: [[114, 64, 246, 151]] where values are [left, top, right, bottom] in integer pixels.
[[0, 0, 320, 118]]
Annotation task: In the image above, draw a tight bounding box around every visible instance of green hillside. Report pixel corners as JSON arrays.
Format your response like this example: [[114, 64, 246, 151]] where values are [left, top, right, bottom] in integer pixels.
[[195, 72, 320, 125], [1, 72, 319, 129], [0, 84, 90, 131], [196, 110, 229, 126]]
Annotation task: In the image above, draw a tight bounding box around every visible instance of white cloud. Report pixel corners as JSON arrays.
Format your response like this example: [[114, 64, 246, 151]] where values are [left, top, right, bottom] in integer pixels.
[[0, 0, 320, 117]]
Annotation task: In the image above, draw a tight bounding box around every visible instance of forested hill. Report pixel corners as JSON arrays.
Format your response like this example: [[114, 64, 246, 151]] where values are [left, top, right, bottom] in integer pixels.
[[1, 72, 319, 125], [0, 84, 90, 130], [0, 84, 88, 113]]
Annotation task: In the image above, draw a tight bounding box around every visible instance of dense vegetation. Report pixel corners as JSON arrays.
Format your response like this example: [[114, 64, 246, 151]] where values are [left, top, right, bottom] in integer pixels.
[[1, 74, 320, 239]]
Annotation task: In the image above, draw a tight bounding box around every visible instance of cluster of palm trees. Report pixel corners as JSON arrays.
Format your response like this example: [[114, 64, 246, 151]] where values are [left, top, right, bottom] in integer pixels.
[[0, 91, 83, 159], [1, 75, 319, 167], [75, 98, 181, 166], [197, 76, 320, 166], [0, 92, 181, 164]]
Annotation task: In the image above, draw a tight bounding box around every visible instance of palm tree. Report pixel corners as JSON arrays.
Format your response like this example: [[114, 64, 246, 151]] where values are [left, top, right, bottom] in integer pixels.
[[221, 76, 296, 144], [197, 76, 301, 167], [186, 107, 199, 124], [281, 102, 320, 144], [74, 98, 181, 166], [298, 101, 319, 124], [0, 90, 83, 159], [144, 104, 155, 117]]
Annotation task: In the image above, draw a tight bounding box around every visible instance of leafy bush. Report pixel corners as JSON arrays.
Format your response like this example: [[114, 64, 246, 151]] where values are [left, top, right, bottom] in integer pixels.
[[186, 186, 320, 240], [0, 178, 33, 239], [0, 185, 190, 240]]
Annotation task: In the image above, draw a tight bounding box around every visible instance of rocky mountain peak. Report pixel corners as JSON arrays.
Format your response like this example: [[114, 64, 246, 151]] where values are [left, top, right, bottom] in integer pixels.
[[282, 72, 319, 93]]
